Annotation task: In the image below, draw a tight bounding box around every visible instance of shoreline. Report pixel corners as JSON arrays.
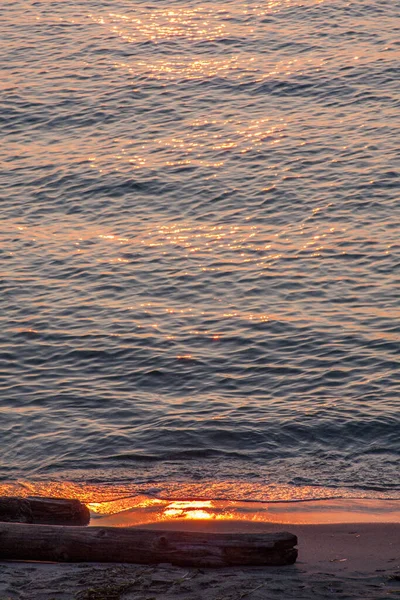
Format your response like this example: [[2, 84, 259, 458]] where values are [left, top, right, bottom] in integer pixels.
[[92, 497, 400, 527]]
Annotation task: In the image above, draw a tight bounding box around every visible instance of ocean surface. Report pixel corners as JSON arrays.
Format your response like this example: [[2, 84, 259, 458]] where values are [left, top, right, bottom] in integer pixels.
[[1, 0, 399, 506]]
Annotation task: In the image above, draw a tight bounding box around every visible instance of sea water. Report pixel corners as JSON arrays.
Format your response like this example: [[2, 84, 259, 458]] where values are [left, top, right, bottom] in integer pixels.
[[0, 0, 399, 507]]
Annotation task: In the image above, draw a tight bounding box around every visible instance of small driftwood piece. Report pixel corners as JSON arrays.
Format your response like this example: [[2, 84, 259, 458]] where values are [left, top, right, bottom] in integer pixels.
[[0, 523, 297, 567], [0, 497, 90, 526]]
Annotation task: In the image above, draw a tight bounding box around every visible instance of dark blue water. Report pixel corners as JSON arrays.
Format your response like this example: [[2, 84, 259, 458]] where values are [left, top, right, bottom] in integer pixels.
[[1, 0, 399, 502]]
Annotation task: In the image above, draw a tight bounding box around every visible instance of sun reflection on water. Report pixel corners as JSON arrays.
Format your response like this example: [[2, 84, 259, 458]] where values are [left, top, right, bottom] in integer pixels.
[[0, 481, 398, 526], [163, 501, 215, 520], [89, 1, 327, 45], [4, 213, 398, 348]]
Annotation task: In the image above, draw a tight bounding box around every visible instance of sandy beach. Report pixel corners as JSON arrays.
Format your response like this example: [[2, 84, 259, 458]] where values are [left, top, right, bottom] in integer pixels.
[[1, 520, 399, 600]]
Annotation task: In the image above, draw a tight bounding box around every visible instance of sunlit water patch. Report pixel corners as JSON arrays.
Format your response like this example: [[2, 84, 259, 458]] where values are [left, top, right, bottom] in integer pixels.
[[1, 480, 398, 525]]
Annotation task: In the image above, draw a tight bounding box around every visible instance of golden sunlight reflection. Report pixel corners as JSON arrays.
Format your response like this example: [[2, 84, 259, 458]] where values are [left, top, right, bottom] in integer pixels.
[[95, 116, 287, 173], [0, 481, 398, 528], [163, 501, 215, 520], [89, 2, 326, 45], [0, 480, 339, 509], [4, 214, 398, 345], [113, 53, 325, 84]]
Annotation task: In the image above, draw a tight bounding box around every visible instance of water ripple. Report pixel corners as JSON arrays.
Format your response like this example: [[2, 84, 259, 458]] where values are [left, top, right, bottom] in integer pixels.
[[0, 0, 399, 500]]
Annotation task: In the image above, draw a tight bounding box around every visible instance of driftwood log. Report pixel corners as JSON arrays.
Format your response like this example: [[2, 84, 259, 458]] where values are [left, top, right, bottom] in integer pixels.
[[0, 496, 90, 526], [0, 522, 297, 567]]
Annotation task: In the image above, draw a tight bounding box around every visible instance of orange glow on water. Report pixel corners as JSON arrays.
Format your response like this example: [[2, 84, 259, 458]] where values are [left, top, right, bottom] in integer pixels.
[[90, 497, 400, 527], [163, 502, 214, 520], [1, 481, 398, 527], [89, 1, 328, 47]]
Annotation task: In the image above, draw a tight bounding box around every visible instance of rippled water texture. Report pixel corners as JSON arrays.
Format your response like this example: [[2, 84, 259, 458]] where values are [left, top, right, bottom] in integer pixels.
[[1, 0, 399, 500]]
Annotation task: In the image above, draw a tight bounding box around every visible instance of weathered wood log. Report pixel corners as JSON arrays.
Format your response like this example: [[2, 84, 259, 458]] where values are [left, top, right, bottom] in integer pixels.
[[0, 497, 90, 526], [0, 523, 297, 567], [0, 497, 32, 523]]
